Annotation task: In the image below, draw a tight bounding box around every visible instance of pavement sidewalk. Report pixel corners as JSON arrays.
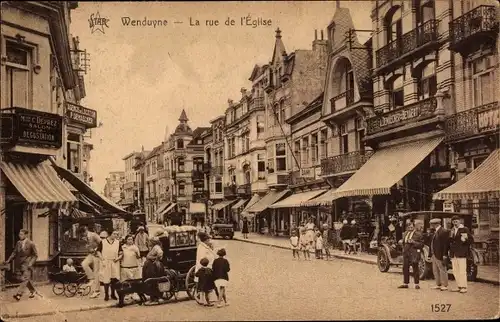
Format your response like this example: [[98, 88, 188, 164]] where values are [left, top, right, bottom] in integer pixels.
[[0, 283, 115, 319], [234, 232, 500, 285]]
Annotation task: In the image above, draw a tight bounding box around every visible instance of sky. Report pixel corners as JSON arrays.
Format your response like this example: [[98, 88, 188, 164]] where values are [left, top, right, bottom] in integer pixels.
[[69, 1, 373, 193]]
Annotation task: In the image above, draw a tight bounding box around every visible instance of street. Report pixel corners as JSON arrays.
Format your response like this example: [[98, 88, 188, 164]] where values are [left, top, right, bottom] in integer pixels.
[[6, 240, 499, 321]]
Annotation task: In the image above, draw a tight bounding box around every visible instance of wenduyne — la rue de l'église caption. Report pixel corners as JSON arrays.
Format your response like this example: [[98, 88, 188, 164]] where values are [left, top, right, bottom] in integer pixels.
[[121, 15, 272, 28]]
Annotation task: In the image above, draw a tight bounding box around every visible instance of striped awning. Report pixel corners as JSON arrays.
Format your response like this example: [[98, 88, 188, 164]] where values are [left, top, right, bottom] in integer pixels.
[[0, 161, 77, 209], [189, 202, 206, 214], [433, 149, 500, 200], [245, 189, 290, 213], [155, 202, 171, 215], [330, 136, 444, 199], [161, 203, 177, 217], [269, 189, 327, 209], [231, 199, 248, 210], [241, 194, 261, 217], [212, 199, 236, 211], [302, 188, 338, 207]]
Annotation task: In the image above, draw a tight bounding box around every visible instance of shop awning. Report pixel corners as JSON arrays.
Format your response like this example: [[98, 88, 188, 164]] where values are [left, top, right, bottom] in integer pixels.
[[330, 136, 443, 199], [161, 203, 177, 216], [245, 189, 291, 213], [231, 199, 248, 210], [269, 189, 327, 209], [51, 163, 128, 215], [433, 149, 500, 200], [212, 200, 237, 211], [155, 202, 171, 215], [302, 188, 338, 207], [189, 202, 206, 214], [0, 161, 78, 209], [241, 194, 261, 217]]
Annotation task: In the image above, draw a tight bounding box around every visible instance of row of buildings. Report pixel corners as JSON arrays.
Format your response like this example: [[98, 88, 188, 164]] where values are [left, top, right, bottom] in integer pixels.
[[118, 1, 499, 244], [0, 1, 127, 284]]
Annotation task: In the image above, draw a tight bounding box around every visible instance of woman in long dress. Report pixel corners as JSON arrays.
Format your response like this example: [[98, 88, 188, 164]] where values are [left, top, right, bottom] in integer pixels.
[[242, 218, 249, 239], [98, 230, 122, 301], [304, 218, 316, 252], [142, 236, 165, 303]]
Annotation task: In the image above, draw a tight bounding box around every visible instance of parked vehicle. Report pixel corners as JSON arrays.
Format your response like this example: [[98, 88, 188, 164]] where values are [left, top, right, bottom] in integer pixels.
[[377, 211, 480, 281], [210, 223, 234, 239]]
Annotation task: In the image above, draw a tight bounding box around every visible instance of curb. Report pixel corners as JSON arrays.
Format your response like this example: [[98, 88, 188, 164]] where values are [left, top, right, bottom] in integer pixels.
[[233, 238, 500, 286], [1, 302, 116, 319]]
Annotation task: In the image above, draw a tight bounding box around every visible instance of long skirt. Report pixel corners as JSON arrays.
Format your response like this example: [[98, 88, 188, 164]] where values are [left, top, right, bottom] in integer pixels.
[[142, 259, 165, 280], [100, 259, 120, 284]]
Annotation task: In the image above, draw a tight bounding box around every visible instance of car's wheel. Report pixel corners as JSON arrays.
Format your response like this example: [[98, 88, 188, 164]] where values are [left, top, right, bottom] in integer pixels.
[[377, 249, 390, 272], [418, 257, 431, 280]]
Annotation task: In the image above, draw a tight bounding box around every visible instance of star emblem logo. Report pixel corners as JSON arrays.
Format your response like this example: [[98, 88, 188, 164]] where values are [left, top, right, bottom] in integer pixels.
[[88, 11, 110, 34]]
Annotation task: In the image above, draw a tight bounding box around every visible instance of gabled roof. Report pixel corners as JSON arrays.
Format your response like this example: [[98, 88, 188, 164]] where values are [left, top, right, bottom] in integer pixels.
[[146, 145, 162, 160], [249, 64, 263, 81], [188, 127, 211, 146]]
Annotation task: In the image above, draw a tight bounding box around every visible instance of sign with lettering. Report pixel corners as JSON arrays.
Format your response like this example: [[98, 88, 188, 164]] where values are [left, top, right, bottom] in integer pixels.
[[16, 108, 62, 148], [379, 106, 421, 128], [478, 106, 499, 133], [66, 103, 98, 128]]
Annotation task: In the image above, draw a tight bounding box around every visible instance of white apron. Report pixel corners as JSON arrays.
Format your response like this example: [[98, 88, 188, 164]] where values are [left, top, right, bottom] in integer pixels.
[[100, 238, 121, 284]]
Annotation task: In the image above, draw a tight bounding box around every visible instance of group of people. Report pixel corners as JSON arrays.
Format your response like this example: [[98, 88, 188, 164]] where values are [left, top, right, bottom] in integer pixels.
[[289, 218, 336, 260], [398, 215, 473, 294]]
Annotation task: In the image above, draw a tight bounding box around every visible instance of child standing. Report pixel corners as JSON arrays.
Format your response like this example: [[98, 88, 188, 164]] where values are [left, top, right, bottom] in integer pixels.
[[212, 248, 230, 308], [195, 257, 215, 307], [290, 231, 300, 260], [63, 258, 77, 272], [299, 228, 310, 260], [315, 232, 324, 259]]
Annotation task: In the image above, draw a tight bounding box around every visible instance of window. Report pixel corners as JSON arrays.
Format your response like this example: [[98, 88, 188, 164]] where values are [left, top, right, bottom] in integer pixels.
[[152, 161, 156, 175], [272, 104, 279, 126], [276, 143, 286, 171], [301, 137, 309, 166], [193, 157, 204, 172], [178, 182, 185, 196], [472, 55, 496, 107], [245, 133, 250, 153], [228, 169, 236, 184], [231, 138, 236, 157], [386, 7, 402, 45], [177, 139, 184, 149], [355, 118, 365, 153], [5, 42, 31, 108], [257, 115, 265, 139], [429, 146, 448, 168], [388, 76, 404, 110], [279, 100, 286, 124], [67, 133, 81, 173], [320, 129, 327, 159], [215, 182, 222, 193], [177, 157, 185, 172], [340, 123, 349, 154], [417, 62, 437, 100], [193, 180, 204, 192], [294, 141, 301, 167], [311, 134, 319, 164], [257, 154, 266, 179], [416, 0, 435, 25]]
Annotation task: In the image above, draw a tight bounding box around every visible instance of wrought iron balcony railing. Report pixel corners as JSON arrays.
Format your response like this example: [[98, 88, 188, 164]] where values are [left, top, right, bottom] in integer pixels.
[[449, 5, 498, 55], [444, 101, 499, 142], [224, 184, 237, 196], [366, 97, 438, 136], [329, 88, 355, 114], [376, 19, 439, 70], [237, 183, 251, 195], [320, 150, 374, 176]]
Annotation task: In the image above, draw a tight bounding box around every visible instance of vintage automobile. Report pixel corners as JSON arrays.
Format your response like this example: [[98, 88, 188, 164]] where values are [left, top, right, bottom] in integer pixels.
[[210, 223, 234, 239], [377, 211, 480, 281], [115, 225, 198, 307]]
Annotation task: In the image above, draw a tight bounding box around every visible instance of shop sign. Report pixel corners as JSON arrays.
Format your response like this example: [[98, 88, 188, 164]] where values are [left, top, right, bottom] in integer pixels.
[[478, 107, 499, 133], [66, 103, 97, 128], [443, 202, 455, 213]]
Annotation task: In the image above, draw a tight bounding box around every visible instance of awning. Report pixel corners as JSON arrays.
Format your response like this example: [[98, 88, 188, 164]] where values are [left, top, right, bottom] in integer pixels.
[[269, 189, 327, 209], [189, 202, 206, 214], [161, 203, 177, 217], [302, 188, 338, 207], [241, 194, 261, 217], [231, 199, 248, 210], [0, 161, 77, 209], [245, 189, 291, 213], [433, 149, 500, 200], [51, 163, 128, 215], [155, 202, 171, 215], [330, 136, 443, 199], [212, 200, 237, 211]]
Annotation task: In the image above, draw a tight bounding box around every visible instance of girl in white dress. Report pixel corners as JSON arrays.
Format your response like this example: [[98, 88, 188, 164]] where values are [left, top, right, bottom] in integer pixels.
[[98, 230, 122, 301], [305, 218, 316, 251]]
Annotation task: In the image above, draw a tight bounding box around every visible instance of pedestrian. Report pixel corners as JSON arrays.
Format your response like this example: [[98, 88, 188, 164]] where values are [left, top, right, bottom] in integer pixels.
[[80, 225, 103, 298], [142, 236, 165, 303], [398, 221, 424, 290], [322, 224, 332, 260], [63, 258, 77, 272], [349, 220, 359, 254], [299, 228, 310, 260], [121, 235, 141, 281], [449, 215, 472, 293], [195, 257, 215, 306], [3, 229, 38, 301], [429, 218, 450, 291], [242, 217, 249, 239], [289, 231, 300, 260], [195, 232, 219, 300], [134, 226, 149, 267], [315, 232, 324, 259], [212, 248, 230, 308], [305, 218, 316, 252], [340, 220, 351, 254], [98, 230, 122, 301]]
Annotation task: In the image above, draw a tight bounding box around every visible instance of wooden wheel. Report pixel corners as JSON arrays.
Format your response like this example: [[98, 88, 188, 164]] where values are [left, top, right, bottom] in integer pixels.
[[185, 265, 197, 300], [377, 249, 390, 272], [52, 283, 65, 296]]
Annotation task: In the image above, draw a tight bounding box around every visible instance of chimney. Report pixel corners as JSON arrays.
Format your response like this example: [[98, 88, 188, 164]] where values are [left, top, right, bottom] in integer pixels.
[[228, 99, 233, 107], [321, 30, 324, 40], [241, 87, 247, 98], [312, 29, 327, 52], [315, 29, 318, 40]]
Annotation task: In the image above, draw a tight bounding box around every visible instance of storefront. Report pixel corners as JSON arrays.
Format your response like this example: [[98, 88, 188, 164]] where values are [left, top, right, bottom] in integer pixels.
[[230, 198, 248, 230], [244, 189, 290, 234], [240, 194, 261, 232], [211, 200, 236, 222]]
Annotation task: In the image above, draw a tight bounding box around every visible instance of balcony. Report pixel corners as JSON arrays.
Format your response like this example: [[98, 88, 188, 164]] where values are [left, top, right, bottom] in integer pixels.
[[320, 151, 374, 177], [252, 97, 265, 109], [366, 97, 438, 136], [450, 5, 498, 57], [445, 101, 499, 142], [329, 88, 355, 113], [237, 183, 251, 196], [191, 170, 205, 181], [203, 162, 211, 173], [376, 19, 439, 73], [210, 166, 224, 177], [224, 184, 237, 197], [267, 173, 289, 187]]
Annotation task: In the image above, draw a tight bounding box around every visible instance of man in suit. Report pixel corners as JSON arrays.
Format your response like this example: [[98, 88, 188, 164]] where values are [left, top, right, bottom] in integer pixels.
[[398, 220, 424, 289], [3, 229, 38, 301], [429, 218, 450, 291], [449, 215, 473, 293]]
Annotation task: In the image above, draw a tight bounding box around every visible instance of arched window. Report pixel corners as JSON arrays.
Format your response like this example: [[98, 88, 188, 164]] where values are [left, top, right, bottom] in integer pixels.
[[385, 7, 402, 45], [417, 62, 437, 100], [388, 76, 404, 110], [415, 0, 435, 26], [243, 164, 251, 184]]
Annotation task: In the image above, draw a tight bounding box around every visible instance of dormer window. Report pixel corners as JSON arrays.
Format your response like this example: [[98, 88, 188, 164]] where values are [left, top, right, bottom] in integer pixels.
[[176, 139, 184, 149]]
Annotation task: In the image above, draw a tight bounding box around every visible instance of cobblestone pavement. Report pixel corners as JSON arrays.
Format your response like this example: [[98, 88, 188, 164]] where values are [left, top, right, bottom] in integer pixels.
[[4, 240, 499, 321]]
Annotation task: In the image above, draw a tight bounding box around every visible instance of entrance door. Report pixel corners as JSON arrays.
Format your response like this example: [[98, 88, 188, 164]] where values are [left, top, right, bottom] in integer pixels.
[[5, 203, 24, 282]]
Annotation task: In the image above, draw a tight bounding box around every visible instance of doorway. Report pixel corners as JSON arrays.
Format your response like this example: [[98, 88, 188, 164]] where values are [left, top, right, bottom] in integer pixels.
[[5, 203, 24, 282]]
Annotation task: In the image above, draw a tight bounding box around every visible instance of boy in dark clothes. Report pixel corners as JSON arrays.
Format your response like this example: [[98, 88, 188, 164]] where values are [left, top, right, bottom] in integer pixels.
[[212, 248, 230, 308], [195, 257, 215, 306]]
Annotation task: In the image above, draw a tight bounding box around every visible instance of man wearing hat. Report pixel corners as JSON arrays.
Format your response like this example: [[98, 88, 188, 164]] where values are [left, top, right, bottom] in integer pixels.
[[398, 220, 424, 289], [449, 215, 472, 293], [429, 218, 450, 291]]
